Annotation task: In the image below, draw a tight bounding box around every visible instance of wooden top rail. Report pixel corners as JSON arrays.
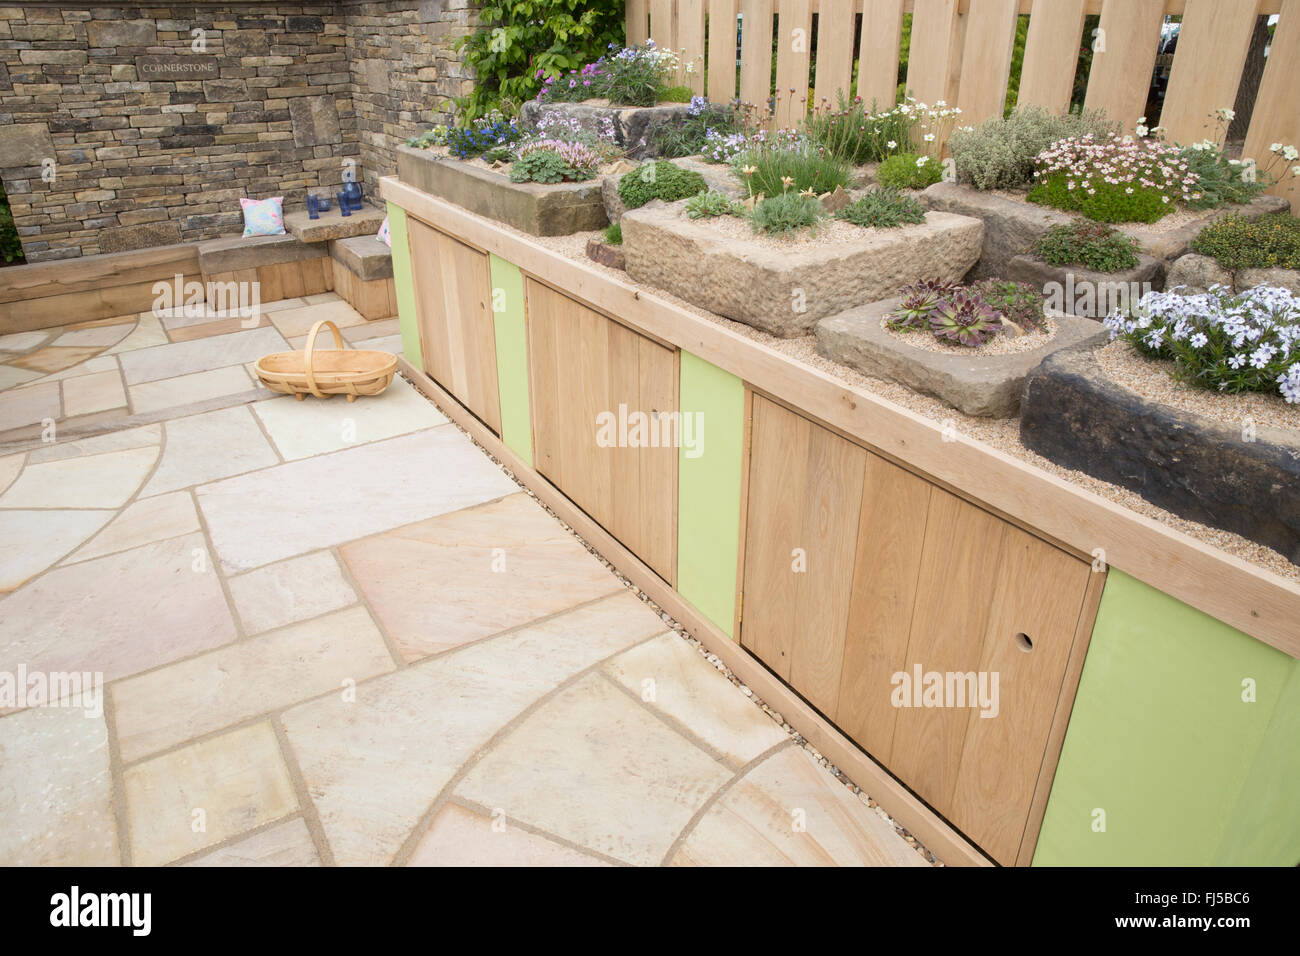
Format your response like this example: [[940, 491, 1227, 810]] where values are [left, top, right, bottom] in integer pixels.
[[382, 174, 1300, 659]]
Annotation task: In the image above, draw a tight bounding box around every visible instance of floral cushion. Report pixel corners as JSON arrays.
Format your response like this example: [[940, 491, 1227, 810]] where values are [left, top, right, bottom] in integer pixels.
[[376, 216, 391, 248], [240, 196, 285, 238]]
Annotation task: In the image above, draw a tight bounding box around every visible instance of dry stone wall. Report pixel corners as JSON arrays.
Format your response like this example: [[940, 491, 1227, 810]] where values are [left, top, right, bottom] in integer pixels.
[[0, 1, 478, 262]]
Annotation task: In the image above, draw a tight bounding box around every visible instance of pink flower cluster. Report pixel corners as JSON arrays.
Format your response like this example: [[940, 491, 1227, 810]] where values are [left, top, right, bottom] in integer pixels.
[[1033, 134, 1198, 206], [513, 138, 602, 176]]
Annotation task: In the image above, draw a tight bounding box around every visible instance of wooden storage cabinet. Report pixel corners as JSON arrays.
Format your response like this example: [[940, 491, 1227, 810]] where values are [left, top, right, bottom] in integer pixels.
[[526, 278, 678, 584], [740, 395, 1098, 864], [407, 218, 502, 433]]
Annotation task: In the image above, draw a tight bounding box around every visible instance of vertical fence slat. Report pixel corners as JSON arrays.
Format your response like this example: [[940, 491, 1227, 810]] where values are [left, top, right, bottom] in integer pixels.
[[650, 0, 676, 47], [857, 0, 906, 108], [1244, 0, 1300, 204], [1016, 0, 1087, 115], [774, 0, 813, 127], [678, 0, 707, 92], [1159, 0, 1259, 147], [955, 0, 1020, 126], [707, 0, 740, 102], [813, 0, 856, 110], [1082, 0, 1165, 132], [739, 0, 775, 115], [628, 0, 649, 45], [906, 0, 962, 106]]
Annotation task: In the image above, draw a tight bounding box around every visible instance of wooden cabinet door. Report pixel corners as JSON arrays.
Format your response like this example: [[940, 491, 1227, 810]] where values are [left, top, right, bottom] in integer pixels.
[[525, 278, 678, 584], [407, 218, 501, 433], [740, 395, 1097, 864], [740, 396, 864, 717]]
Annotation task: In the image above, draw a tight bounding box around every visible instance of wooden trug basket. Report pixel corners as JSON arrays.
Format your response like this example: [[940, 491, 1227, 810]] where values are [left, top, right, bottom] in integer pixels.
[[255, 319, 397, 402]]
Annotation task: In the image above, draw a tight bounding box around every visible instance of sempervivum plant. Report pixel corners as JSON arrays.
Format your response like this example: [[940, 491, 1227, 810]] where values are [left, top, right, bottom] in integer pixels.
[[929, 291, 1003, 347], [888, 278, 959, 330]]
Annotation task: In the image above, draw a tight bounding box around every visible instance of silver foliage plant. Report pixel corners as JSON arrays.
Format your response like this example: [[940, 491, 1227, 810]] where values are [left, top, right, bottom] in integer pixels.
[[948, 106, 1118, 192]]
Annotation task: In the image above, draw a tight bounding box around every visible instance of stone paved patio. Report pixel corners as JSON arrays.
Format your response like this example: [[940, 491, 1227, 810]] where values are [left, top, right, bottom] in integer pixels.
[[0, 295, 927, 867]]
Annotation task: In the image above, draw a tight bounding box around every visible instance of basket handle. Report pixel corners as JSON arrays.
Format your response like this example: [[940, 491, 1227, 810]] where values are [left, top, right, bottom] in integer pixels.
[[303, 319, 346, 399]]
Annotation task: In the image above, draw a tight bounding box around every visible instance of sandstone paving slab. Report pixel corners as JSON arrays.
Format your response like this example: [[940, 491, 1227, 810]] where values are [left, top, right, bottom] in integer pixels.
[[0, 533, 238, 685], [345, 333, 402, 355], [14, 353, 118, 387], [142, 405, 279, 497], [228, 550, 358, 635], [128, 364, 264, 415], [62, 369, 127, 417], [105, 313, 168, 355], [124, 721, 298, 866], [251, 376, 447, 460], [166, 315, 272, 343], [113, 605, 395, 763], [0, 444, 157, 509], [457, 671, 733, 866], [27, 422, 160, 465], [0, 453, 22, 495], [118, 325, 288, 386], [603, 632, 788, 766], [0, 366, 42, 391], [0, 706, 120, 865], [0, 380, 59, 431], [11, 346, 105, 375], [65, 491, 199, 565], [51, 324, 133, 349], [669, 745, 927, 867], [341, 492, 622, 661], [267, 299, 367, 339], [0, 331, 52, 352], [183, 818, 321, 867], [280, 591, 663, 866], [407, 803, 610, 867], [0, 509, 114, 591], [341, 317, 400, 343], [197, 425, 518, 573]]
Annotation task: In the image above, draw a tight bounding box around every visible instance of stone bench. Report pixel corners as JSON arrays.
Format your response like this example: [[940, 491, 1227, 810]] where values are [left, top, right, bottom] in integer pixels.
[[196, 231, 333, 304], [326, 234, 396, 320], [195, 202, 390, 311]]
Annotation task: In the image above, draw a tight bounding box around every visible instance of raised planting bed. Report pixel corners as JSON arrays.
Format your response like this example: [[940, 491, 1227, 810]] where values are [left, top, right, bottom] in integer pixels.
[[816, 297, 1106, 417], [396, 144, 608, 237], [1003, 254, 1166, 319], [1021, 341, 1300, 562], [921, 181, 1290, 278], [620, 202, 983, 337], [520, 99, 703, 160]]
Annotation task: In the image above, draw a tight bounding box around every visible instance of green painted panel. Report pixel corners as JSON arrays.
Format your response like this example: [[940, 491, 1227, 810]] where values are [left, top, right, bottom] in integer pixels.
[[1033, 570, 1299, 866], [677, 351, 744, 639], [1214, 660, 1300, 865], [488, 254, 533, 467], [385, 201, 422, 367]]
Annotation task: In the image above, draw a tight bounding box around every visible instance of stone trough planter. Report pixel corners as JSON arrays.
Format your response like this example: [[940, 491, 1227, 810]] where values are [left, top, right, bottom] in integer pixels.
[[620, 204, 983, 337], [1165, 253, 1300, 295], [1002, 254, 1166, 319], [520, 99, 723, 160], [395, 144, 608, 236], [815, 298, 1107, 417], [920, 181, 1290, 279], [1021, 342, 1300, 562]]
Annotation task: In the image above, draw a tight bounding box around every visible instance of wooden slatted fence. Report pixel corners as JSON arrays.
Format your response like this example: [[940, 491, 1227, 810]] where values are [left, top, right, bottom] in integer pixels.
[[634, 0, 1298, 199]]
